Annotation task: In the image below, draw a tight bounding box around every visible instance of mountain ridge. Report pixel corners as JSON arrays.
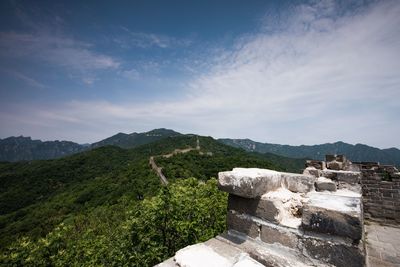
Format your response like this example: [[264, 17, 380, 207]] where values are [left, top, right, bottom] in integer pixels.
[[0, 128, 181, 162], [0, 136, 86, 162], [219, 138, 400, 167], [1, 129, 400, 166]]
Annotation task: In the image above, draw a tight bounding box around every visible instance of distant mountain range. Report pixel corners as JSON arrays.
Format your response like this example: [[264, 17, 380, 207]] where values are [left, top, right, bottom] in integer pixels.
[[1, 129, 400, 166], [0, 136, 86, 162], [219, 139, 400, 167], [0, 128, 181, 162]]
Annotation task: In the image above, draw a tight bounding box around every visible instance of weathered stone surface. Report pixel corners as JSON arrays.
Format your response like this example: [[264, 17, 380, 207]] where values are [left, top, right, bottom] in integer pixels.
[[218, 168, 282, 198], [302, 192, 362, 242], [336, 171, 361, 184], [305, 160, 325, 170], [174, 243, 234, 267], [217, 233, 315, 267], [338, 181, 361, 192], [302, 237, 365, 267], [303, 167, 320, 177], [260, 225, 298, 249], [219, 168, 315, 198], [315, 177, 336, 192], [281, 172, 315, 193], [321, 170, 361, 184], [327, 160, 343, 170], [228, 194, 281, 224], [232, 257, 265, 267], [171, 237, 266, 267], [227, 211, 259, 238]]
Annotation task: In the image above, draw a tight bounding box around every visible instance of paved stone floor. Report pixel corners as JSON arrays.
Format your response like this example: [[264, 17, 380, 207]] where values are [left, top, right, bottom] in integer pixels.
[[365, 222, 400, 267]]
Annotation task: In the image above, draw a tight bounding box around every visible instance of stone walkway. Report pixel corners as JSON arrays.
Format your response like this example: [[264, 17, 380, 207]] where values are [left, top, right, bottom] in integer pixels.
[[365, 222, 400, 267]]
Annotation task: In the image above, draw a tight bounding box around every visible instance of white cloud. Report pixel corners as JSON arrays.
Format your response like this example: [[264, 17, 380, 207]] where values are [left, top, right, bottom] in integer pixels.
[[1, 0, 400, 148]]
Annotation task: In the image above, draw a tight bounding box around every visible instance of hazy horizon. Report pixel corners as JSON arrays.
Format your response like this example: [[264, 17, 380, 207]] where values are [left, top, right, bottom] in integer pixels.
[[1, 0, 399, 149]]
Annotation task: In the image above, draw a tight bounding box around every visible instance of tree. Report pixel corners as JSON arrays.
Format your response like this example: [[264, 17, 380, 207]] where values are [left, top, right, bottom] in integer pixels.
[[128, 178, 228, 266]]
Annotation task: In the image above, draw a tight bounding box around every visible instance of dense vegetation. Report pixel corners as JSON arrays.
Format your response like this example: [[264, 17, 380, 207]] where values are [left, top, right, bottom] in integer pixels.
[[90, 128, 181, 149], [1, 179, 227, 266], [0, 135, 304, 266]]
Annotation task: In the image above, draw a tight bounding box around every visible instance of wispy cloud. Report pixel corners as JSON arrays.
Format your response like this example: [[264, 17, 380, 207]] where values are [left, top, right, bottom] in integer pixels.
[[116, 26, 192, 49], [0, 1, 119, 84], [0, 32, 120, 71], [2, 69, 46, 89], [1, 0, 400, 148]]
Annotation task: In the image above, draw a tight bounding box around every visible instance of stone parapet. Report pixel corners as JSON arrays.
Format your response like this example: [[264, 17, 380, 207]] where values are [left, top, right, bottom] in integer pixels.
[[218, 166, 365, 267], [156, 154, 379, 267], [361, 169, 400, 224]]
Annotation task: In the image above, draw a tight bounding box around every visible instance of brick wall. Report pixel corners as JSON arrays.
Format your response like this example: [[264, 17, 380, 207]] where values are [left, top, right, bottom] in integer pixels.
[[361, 170, 400, 224]]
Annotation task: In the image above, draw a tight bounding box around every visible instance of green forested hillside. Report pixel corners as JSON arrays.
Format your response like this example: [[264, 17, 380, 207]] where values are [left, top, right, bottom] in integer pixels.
[[0, 135, 304, 266], [90, 128, 181, 149]]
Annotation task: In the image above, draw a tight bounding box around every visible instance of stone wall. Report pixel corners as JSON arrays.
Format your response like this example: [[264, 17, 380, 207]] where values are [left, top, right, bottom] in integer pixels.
[[157, 165, 367, 267], [156, 154, 400, 267], [219, 167, 366, 267], [361, 169, 400, 224], [308, 155, 400, 225]]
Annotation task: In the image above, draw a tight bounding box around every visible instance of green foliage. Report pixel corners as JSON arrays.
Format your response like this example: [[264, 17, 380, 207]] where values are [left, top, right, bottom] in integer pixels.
[[1, 178, 227, 267], [0, 147, 159, 249], [91, 128, 181, 149], [128, 178, 227, 266], [155, 137, 304, 181], [1, 202, 133, 267], [0, 134, 303, 266]]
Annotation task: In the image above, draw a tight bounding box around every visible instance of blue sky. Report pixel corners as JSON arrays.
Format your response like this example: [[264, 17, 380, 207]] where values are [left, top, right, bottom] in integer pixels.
[[0, 0, 399, 148]]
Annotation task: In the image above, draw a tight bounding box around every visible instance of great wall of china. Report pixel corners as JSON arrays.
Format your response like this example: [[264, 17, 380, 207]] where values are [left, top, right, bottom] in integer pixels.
[[156, 154, 400, 267]]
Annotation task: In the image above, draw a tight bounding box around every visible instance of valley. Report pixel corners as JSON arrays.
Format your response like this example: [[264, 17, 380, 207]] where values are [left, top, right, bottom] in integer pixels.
[[0, 134, 304, 266]]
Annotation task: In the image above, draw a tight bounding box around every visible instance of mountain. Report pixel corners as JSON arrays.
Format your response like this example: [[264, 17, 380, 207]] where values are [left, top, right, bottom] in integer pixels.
[[219, 139, 400, 167], [0, 134, 304, 254], [0, 128, 181, 162], [0, 136, 86, 162], [90, 128, 181, 149]]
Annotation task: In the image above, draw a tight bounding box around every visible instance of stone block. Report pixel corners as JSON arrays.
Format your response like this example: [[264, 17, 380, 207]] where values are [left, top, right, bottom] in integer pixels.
[[321, 170, 361, 184], [305, 160, 325, 170], [218, 168, 282, 198], [302, 192, 362, 242], [227, 211, 259, 238], [315, 177, 336, 191], [302, 237, 365, 267], [325, 155, 336, 162], [281, 172, 315, 193], [302, 167, 320, 177], [227, 194, 281, 224], [260, 225, 298, 249], [327, 160, 343, 170], [337, 172, 361, 184], [174, 242, 246, 267], [219, 168, 316, 197]]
